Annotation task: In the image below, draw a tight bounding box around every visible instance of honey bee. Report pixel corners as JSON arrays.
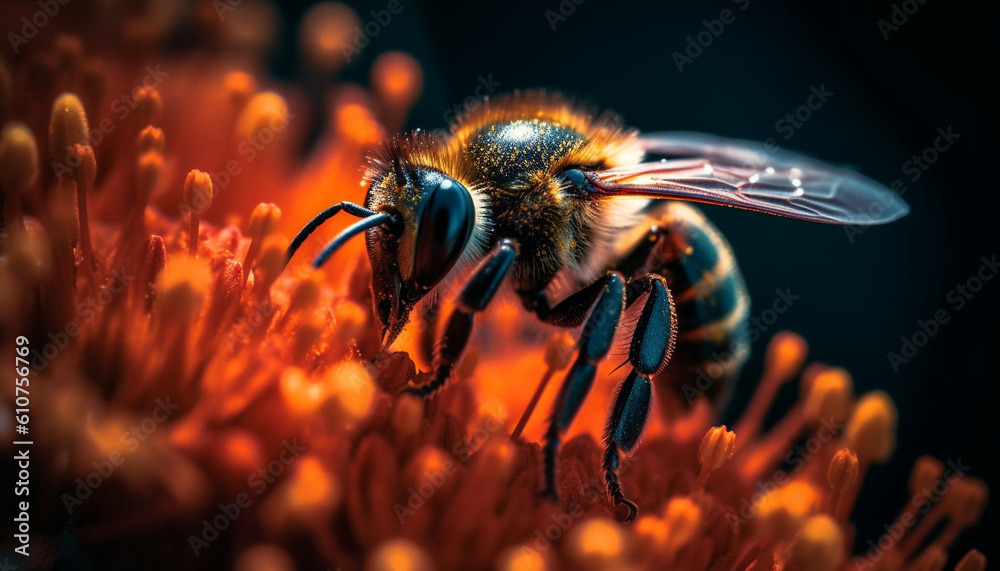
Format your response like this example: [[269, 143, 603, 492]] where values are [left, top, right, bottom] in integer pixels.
[[285, 91, 908, 521]]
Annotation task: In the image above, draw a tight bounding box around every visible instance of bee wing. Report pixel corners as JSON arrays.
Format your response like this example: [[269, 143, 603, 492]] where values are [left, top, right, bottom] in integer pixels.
[[582, 131, 908, 224]]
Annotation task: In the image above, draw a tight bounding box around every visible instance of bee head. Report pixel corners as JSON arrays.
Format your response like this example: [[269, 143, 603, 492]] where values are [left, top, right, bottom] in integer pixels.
[[364, 136, 479, 348]]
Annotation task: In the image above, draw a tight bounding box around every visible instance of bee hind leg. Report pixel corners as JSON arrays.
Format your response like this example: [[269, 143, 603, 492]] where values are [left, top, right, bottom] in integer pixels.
[[401, 239, 518, 397], [602, 370, 651, 522], [602, 273, 677, 522], [538, 272, 627, 501]]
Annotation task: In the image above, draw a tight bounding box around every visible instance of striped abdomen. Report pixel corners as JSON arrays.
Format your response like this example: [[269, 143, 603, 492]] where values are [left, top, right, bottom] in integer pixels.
[[614, 202, 750, 416]]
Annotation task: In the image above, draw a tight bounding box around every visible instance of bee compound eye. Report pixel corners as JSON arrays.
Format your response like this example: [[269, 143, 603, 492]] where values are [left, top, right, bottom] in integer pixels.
[[413, 178, 475, 289]]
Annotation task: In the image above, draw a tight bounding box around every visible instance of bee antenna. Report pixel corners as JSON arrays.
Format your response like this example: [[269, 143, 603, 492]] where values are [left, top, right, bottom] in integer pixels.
[[285, 202, 379, 266], [312, 212, 396, 270]]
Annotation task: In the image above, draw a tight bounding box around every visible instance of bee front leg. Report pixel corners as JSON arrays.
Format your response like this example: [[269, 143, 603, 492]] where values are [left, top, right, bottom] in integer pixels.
[[602, 273, 677, 522], [539, 272, 626, 502], [402, 239, 518, 397]]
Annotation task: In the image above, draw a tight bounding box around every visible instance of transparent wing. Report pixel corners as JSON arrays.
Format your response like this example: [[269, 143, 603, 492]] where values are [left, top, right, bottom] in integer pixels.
[[581, 131, 908, 224]]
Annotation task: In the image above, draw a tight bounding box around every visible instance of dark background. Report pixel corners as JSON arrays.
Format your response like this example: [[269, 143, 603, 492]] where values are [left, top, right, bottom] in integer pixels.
[[265, 0, 999, 563]]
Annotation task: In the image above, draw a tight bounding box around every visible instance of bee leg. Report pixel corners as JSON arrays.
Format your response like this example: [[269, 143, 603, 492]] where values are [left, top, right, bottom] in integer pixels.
[[602, 274, 677, 523], [540, 272, 626, 501], [602, 370, 651, 522], [523, 274, 618, 327], [402, 239, 518, 397]]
